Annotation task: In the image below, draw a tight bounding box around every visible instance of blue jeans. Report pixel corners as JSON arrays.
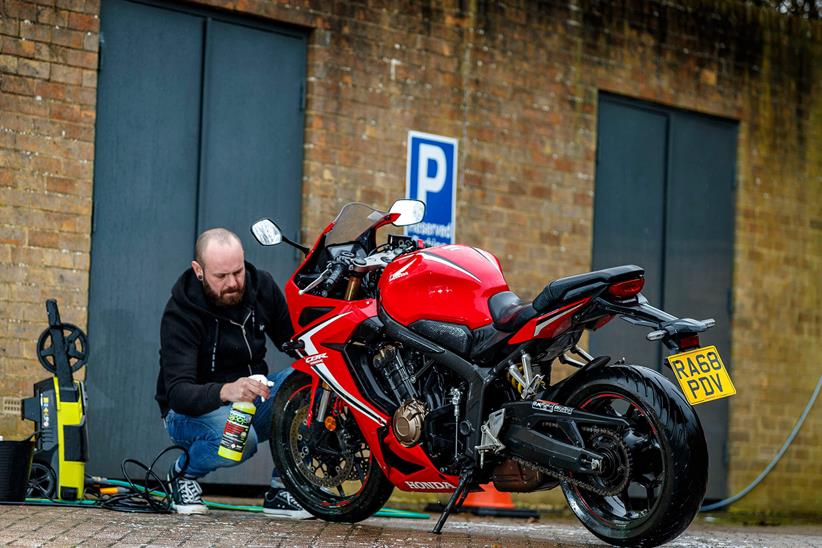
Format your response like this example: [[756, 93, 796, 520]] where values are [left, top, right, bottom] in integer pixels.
[[164, 368, 292, 482]]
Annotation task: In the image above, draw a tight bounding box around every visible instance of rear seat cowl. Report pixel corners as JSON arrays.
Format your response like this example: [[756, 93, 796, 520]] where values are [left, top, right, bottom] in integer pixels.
[[533, 265, 644, 313]]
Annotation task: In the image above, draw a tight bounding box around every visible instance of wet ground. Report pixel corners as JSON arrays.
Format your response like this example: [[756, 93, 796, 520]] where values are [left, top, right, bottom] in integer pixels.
[[0, 505, 820, 547]]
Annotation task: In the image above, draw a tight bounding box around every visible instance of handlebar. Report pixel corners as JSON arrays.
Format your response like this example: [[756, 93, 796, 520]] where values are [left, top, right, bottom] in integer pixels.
[[321, 261, 349, 295], [297, 260, 350, 297], [299, 240, 417, 297], [298, 265, 332, 295]]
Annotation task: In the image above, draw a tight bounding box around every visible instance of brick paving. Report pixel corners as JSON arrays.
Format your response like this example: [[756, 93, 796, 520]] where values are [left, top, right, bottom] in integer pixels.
[[0, 506, 820, 547]]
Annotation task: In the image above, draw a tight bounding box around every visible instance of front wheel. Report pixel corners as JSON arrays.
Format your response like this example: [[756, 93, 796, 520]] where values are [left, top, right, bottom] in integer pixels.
[[270, 371, 394, 522], [560, 365, 708, 547]]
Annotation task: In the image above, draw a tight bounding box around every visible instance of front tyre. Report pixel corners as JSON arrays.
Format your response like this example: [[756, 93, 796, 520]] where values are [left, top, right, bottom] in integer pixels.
[[270, 371, 394, 522], [560, 365, 708, 547]]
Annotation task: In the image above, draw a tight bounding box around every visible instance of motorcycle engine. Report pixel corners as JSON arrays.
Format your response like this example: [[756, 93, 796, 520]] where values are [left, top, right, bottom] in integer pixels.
[[422, 403, 459, 469], [373, 344, 418, 402], [374, 345, 428, 447], [373, 344, 458, 458], [392, 399, 427, 447]]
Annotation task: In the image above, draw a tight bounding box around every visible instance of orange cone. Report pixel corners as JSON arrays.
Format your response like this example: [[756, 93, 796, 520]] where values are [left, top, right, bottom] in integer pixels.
[[462, 484, 539, 518], [462, 483, 515, 509]]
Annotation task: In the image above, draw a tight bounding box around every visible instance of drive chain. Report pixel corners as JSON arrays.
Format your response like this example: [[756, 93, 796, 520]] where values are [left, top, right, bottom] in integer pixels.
[[511, 425, 632, 497]]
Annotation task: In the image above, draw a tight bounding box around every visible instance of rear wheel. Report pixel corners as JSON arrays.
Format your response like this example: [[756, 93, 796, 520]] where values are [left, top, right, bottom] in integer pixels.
[[270, 372, 394, 522], [560, 365, 708, 547]]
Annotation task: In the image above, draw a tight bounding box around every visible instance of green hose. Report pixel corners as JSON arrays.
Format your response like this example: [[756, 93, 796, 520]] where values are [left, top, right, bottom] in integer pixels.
[[37, 478, 429, 519]]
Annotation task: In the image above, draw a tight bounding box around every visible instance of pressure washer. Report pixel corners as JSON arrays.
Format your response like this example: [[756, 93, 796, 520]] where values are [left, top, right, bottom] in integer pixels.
[[21, 299, 89, 501]]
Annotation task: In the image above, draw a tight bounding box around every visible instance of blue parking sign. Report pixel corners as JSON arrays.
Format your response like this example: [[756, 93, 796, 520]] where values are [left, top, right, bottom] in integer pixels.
[[405, 131, 458, 247]]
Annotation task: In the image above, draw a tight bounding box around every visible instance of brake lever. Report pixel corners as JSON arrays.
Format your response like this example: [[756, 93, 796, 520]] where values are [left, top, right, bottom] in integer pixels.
[[282, 340, 305, 352], [299, 266, 332, 295]]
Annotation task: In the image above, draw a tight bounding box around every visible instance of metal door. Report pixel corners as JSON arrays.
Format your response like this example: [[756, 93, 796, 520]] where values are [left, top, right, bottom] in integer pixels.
[[590, 102, 667, 371], [590, 93, 737, 499], [87, 0, 306, 485]]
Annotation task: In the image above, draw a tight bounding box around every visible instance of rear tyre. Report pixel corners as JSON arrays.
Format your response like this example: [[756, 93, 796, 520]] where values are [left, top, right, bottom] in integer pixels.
[[559, 365, 708, 547], [270, 371, 394, 522]]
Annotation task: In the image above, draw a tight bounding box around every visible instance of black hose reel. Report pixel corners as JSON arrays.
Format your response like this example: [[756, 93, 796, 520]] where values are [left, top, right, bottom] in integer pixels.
[[37, 320, 88, 375]]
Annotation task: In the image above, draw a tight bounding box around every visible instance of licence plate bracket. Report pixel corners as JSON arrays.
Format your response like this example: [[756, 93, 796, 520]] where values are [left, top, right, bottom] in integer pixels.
[[667, 345, 736, 405]]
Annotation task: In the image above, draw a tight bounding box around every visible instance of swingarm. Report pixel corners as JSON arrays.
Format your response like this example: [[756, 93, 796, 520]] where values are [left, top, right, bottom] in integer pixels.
[[496, 400, 629, 476]]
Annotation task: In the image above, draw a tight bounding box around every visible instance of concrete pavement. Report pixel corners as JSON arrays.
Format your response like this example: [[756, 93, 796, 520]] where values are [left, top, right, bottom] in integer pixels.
[[0, 505, 820, 547]]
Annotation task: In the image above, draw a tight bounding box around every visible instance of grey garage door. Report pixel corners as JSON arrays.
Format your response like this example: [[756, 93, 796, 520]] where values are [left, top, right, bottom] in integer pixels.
[[87, 0, 306, 485], [590, 93, 737, 500]]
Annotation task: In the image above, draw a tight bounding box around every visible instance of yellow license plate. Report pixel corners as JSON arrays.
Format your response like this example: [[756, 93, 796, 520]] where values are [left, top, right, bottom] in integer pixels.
[[668, 345, 736, 405]]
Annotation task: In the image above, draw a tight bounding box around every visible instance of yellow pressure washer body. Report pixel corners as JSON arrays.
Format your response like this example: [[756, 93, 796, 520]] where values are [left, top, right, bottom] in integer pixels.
[[22, 300, 89, 500]]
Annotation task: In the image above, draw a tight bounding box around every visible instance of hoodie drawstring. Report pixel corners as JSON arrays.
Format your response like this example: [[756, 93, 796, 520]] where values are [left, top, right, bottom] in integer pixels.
[[211, 319, 219, 373]]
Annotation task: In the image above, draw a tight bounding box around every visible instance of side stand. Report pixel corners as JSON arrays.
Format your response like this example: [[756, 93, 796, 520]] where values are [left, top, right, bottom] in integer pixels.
[[431, 469, 473, 535]]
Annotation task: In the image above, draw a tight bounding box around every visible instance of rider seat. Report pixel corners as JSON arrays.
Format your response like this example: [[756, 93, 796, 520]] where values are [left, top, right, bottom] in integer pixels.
[[488, 291, 538, 333], [532, 265, 644, 313]]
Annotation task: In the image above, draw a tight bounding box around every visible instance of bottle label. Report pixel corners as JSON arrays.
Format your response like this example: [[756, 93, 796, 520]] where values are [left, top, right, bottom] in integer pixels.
[[218, 407, 253, 461]]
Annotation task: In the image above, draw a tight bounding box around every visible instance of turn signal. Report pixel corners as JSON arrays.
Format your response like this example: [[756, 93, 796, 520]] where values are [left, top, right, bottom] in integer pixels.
[[324, 416, 337, 431], [608, 278, 645, 299]]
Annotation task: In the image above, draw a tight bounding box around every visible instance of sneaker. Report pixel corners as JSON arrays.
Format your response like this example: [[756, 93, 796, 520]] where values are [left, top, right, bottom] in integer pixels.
[[168, 471, 208, 515], [262, 488, 313, 519]]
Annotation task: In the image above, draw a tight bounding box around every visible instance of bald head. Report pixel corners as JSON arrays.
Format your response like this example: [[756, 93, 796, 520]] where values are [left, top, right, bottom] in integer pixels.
[[192, 228, 246, 307], [195, 228, 243, 268]]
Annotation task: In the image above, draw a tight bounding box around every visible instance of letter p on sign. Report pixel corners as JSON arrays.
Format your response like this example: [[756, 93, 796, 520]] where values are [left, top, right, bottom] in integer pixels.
[[406, 131, 458, 247], [416, 143, 447, 202]]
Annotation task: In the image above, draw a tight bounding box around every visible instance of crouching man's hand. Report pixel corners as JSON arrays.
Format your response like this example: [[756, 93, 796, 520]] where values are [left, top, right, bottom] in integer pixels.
[[219, 377, 270, 403]]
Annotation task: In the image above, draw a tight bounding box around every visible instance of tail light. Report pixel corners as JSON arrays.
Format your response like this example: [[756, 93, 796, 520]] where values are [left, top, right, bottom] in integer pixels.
[[608, 277, 645, 299], [678, 334, 701, 350]]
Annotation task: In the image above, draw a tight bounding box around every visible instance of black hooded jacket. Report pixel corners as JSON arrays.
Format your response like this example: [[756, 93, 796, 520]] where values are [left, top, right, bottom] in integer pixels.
[[155, 261, 293, 417]]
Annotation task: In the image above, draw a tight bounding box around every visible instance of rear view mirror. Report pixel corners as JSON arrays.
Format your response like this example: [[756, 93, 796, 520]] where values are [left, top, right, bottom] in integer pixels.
[[251, 219, 282, 246], [389, 200, 425, 227]]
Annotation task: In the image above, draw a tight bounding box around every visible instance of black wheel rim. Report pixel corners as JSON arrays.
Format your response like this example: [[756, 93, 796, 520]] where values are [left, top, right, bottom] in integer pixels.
[[27, 463, 56, 498], [566, 391, 666, 528], [281, 383, 374, 511]]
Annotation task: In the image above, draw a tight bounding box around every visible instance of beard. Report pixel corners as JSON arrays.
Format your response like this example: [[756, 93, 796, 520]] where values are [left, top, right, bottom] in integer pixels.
[[202, 278, 245, 307]]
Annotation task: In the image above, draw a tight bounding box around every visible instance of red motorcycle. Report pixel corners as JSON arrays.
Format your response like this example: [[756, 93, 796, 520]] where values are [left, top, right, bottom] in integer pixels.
[[252, 200, 725, 547]]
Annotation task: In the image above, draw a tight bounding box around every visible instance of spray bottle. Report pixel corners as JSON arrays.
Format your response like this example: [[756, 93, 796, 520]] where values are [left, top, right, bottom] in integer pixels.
[[217, 374, 273, 461]]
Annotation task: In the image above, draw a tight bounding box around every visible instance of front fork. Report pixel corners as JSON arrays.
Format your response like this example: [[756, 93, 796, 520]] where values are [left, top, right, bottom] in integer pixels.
[[305, 377, 332, 427]]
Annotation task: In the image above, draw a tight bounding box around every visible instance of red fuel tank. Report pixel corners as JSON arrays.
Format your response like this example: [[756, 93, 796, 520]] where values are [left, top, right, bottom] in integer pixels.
[[378, 245, 509, 330]]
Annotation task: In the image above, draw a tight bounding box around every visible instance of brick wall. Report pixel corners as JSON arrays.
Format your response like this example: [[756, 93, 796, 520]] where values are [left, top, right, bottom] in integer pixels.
[[0, 0, 818, 513], [0, 0, 99, 436]]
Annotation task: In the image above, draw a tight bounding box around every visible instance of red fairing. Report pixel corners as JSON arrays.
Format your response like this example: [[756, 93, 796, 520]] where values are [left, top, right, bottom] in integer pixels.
[[284, 279, 346, 331], [379, 245, 509, 330], [284, 221, 336, 330], [288, 300, 460, 492]]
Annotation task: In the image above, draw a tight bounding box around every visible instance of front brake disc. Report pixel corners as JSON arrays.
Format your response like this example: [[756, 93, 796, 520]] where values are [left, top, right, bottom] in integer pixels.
[[289, 406, 354, 488]]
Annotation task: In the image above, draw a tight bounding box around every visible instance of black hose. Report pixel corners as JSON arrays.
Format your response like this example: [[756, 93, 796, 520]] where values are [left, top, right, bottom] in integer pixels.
[[86, 445, 189, 513], [701, 375, 821, 512]]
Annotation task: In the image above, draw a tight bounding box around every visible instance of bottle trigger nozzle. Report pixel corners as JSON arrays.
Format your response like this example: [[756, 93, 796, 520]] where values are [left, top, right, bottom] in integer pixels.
[[248, 374, 274, 401]]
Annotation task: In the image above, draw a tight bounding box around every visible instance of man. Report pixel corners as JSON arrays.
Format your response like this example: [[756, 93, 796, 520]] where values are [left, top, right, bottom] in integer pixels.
[[156, 227, 309, 518]]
